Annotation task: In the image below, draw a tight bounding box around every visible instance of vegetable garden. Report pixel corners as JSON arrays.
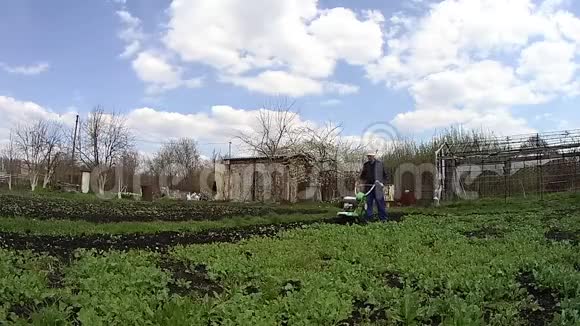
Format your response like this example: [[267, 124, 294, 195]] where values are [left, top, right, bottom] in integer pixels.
[[0, 191, 579, 325]]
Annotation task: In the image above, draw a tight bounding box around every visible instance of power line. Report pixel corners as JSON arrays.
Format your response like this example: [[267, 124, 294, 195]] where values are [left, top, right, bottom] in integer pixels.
[[133, 138, 237, 146]]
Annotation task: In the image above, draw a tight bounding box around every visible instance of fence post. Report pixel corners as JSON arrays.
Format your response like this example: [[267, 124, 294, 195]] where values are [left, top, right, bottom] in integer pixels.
[[507, 162, 511, 200], [480, 160, 484, 198], [504, 160, 508, 203]]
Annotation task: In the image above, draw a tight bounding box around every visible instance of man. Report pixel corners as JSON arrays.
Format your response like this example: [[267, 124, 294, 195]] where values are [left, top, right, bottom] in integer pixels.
[[359, 152, 388, 222]]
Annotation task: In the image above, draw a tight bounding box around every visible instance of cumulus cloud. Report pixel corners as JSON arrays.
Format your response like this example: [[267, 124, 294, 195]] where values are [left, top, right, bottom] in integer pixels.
[[220, 71, 358, 97], [126, 104, 320, 146], [0, 62, 50, 75], [392, 108, 535, 135], [116, 10, 144, 58], [517, 40, 577, 93], [0, 95, 325, 156], [116, 10, 203, 95], [0, 96, 76, 145], [367, 0, 580, 134], [221, 71, 324, 97], [120, 41, 141, 59], [159, 0, 382, 96], [131, 52, 203, 95]]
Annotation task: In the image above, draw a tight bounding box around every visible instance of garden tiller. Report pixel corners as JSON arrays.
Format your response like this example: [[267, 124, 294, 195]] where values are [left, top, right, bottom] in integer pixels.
[[337, 183, 378, 222]]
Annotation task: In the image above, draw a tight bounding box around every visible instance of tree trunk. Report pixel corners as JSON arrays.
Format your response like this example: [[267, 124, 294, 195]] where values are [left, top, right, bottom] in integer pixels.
[[30, 173, 39, 191], [43, 172, 52, 189], [98, 175, 108, 195]]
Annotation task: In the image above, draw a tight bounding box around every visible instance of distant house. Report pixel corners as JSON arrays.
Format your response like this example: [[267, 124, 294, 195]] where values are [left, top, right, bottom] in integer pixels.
[[214, 155, 320, 202], [213, 154, 368, 202]]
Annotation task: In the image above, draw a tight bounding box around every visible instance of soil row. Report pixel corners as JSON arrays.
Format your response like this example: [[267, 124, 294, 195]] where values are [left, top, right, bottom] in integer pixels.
[[0, 213, 406, 257], [0, 222, 314, 257], [0, 193, 329, 223]]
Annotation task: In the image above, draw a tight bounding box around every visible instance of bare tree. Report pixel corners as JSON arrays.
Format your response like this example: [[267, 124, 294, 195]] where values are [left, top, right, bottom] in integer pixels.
[[0, 131, 17, 190], [171, 138, 201, 176], [237, 97, 301, 158], [119, 149, 140, 193], [298, 123, 337, 200], [42, 122, 65, 188], [298, 122, 341, 164], [147, 146, 175, 178], [78, 106, 133, 194], [13, 120, 63, 191], [147, 137, 201, 190], [292, 121, 363, 200], [210, 149, 221, 167]]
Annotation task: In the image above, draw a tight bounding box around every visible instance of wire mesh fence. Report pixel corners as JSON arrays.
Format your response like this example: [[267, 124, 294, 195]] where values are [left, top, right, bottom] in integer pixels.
[[436, 129, 580, 201]]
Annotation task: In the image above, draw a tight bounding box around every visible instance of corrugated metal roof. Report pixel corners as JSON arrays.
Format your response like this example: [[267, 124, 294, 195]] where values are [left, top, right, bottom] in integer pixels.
[[223, 155, 288, 162], [222, 154, 310, 162]]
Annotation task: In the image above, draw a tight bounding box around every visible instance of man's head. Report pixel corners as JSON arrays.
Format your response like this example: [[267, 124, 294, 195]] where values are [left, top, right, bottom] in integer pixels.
[[366, 152, 376, 162]]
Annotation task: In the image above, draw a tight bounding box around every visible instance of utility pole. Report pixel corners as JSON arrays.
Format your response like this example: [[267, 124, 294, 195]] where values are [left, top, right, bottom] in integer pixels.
[[70, 114, 79, 183], [227, 141, 232, 201]]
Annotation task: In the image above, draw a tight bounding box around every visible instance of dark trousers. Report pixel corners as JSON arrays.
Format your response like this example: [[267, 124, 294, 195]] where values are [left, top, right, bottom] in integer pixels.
[[366, 189, 387, 221]]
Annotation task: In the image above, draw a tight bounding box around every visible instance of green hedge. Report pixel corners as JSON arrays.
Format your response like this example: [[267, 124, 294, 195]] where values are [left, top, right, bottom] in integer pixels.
[[0, 194, 328, 223]]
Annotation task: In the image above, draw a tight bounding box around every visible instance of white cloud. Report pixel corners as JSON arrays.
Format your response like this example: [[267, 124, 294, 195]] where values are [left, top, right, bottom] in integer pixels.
[[126, 105, 318, 156], [540, 0, 571, 13], [308, 8, 384, 66], [0, 96, 76, 145], [126, 105, 281, 143], [555, 11, 580, 43], [324, 82, 359, 95], [221, 71, 323, 97], [161, 0, 383, 95], [117, 10, 139, 27], [1, 96, 374, 159], [392, 108, 535, 135], [221, 71, 359, 97], [367, 0, 561, 86], [120, 40, 141, 59], [117, 10, 204, 95], [0, 95, 313, 156], [367, 0, 580, 134], [517, 40, 577, 93], [411, 60, 544, 111], [132, 51, 203, 94], [116, 10, 144, 58], [132, 52, 181, 85], [0, 62, 50, 75]]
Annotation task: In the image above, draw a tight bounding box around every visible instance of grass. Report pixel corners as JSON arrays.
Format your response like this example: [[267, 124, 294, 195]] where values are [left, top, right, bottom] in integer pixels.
[[406, 191, 580, 215], [0, 188, 101, 201]]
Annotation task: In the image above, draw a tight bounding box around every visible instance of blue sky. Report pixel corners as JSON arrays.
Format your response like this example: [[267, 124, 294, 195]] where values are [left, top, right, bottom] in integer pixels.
[[1, 0, 579, 155]]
